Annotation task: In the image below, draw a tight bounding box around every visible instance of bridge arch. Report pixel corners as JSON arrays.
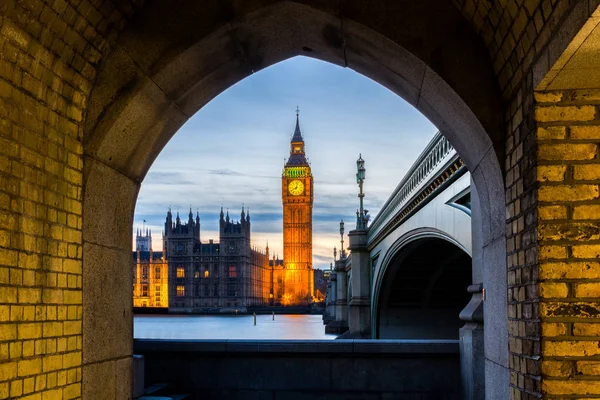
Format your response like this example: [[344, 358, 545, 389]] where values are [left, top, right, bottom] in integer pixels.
[[81, 0, 508, 397], [372, 229, 472, 340]]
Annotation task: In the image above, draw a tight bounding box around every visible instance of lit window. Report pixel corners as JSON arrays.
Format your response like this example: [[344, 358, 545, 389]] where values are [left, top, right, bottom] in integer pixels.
[[204, 270, 209, 278], [176, 285, 185, 297], [141, 285, 148, 297], [228, 266, 237, 278], [177, 267, 185, 278], [194, 271, 200, 279]]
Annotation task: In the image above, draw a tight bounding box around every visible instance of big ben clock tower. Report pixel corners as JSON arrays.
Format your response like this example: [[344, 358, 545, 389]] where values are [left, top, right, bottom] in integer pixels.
[[282, 108, 314, 305]]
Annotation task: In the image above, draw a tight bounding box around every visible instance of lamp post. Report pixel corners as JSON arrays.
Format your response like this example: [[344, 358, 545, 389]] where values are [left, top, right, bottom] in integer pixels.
[[339, 219, 345, 259], [356, 154, 368, 229]]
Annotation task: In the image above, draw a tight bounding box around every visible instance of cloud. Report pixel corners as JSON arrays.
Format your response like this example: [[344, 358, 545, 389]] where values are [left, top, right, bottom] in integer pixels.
[[133, 56, 437, 270]]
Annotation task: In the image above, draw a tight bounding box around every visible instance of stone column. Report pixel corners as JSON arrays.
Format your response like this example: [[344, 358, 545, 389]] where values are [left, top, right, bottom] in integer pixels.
[[458, 178, 484, 400], [323, 271, 336, 325], [325, 259, 348, 334], [348, 229, 371, 337]]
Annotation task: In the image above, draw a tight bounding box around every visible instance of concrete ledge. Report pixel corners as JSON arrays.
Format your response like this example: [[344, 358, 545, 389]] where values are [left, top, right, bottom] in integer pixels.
[[133, 339, 459, 355], [135, 339, 462, 399]]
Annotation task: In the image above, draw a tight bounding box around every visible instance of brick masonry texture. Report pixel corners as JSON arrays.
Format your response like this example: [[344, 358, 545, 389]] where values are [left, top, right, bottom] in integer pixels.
[[0, 0, 136, 398], [453, 0, 581, 100], [506, 71, 543, 399], [536, 88, 600, 398]]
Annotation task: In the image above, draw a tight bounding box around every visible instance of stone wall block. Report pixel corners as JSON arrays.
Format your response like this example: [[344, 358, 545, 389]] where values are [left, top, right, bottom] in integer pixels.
[[82, 242, 132, 364], [82, 157, 139, 251]]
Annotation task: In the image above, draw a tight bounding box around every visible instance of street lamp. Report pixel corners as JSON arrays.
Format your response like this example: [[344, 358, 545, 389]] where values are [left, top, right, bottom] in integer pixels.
[[356, 154, 368, 229], [339, 219, 345, 259]]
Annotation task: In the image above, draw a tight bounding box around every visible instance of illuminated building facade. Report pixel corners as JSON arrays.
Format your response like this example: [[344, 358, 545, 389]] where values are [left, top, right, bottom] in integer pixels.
[[133, 229, 169, 308], [164, 208, 273, 312], [281, 111, 314, 305]]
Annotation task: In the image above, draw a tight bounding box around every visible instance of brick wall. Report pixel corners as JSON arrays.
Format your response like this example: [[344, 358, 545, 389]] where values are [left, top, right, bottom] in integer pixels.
[[453, 0, 575, 98], [0, 1, 134, 398], [505, 71, 541, 399], [536, 89, 600, 397]]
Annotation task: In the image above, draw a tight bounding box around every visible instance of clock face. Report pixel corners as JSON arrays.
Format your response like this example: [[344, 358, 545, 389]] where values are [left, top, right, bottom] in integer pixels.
[[288, 180, 304, 196]]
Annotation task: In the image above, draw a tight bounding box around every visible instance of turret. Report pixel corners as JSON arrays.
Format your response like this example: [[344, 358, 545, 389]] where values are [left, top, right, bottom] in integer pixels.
[[149, 229, 153, 262], [165, 209, 172, 236], [241, 206, 245, 223], [196, 211, 200, 237]]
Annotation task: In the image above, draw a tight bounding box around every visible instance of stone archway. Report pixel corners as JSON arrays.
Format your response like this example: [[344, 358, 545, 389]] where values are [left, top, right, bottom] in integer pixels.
[[82, 2, 509, 398]]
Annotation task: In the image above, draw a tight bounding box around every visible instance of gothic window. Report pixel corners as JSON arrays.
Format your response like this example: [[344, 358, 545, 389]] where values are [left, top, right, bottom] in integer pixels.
[[227, 284, 237, 297], [142, 266, 148, 279], [155, 266, 160, 278], [194, 271, 200, 279], [176, 267, 185, 278], [204, 270, 209, 278], [141, 285, 148, 297], [155, 285, 161, 306], [228, 266, 237, 278], [176, 285, 185, 297]]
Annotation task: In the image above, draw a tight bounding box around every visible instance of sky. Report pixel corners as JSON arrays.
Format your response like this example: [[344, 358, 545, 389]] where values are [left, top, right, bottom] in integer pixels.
[[133, 56, 437, 270]]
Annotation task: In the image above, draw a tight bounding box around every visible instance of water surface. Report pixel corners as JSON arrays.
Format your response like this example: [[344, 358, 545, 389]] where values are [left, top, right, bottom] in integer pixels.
[[134, 314, 336, 340]]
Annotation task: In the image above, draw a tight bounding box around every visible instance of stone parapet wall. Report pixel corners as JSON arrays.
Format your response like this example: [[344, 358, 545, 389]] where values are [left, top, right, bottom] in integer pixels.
[[135, 339, 461, 400]]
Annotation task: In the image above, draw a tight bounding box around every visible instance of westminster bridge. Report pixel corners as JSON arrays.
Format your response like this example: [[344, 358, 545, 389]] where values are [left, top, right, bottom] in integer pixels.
[[323, 131, 490, 399]]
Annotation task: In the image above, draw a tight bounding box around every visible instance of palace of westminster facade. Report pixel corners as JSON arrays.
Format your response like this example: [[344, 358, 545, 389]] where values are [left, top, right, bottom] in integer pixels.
[[132, 113, 315, 311]]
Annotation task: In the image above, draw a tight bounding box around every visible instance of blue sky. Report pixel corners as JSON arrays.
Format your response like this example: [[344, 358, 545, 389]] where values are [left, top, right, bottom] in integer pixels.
[[133, 56, 437, 269]]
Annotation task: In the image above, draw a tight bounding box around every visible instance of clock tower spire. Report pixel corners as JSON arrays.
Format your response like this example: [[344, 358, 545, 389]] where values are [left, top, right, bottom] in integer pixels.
[[281, 108, 314, 305]]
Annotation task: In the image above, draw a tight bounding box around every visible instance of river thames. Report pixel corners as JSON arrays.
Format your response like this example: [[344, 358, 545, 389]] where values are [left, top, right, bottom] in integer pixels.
[[134, 314, 336, 340]]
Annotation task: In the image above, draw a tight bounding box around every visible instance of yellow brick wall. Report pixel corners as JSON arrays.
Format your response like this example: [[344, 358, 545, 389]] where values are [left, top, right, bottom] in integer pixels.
[[0, 1, 132, 398], [536, 89, 600, 397], [453, 0, 574, 98], [505, 74, 542, 398]]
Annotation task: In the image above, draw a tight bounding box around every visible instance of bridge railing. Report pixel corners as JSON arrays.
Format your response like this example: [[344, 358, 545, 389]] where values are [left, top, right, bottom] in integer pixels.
[[367, 132, 459, 244]]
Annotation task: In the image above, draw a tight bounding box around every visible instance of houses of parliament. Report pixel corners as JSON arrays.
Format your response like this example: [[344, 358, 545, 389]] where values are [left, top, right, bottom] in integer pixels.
[[132, 112, 315, 311]]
